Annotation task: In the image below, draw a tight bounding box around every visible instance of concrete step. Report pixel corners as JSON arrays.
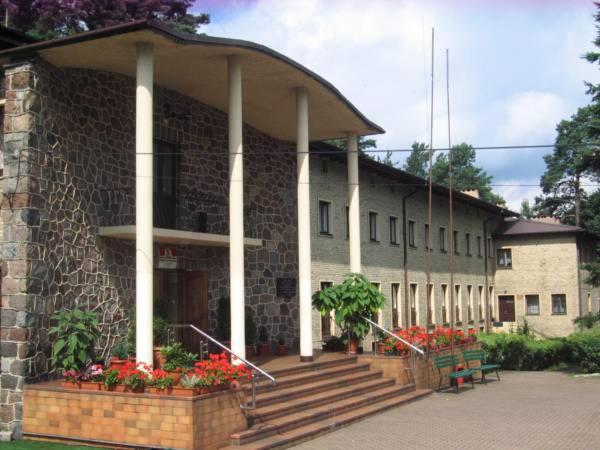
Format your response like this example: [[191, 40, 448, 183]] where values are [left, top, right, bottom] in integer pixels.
[[232, 384, 421, 445], [248, 362, 372, 393], [226, 388, 433, 449], [266, 356, 358, 378], [248, 378, 407, 424], [250, 368, 384, 408]]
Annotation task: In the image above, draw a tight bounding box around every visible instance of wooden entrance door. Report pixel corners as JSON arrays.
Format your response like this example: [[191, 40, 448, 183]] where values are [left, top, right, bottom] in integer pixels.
[[498, 295, 515, 322], [179, 271, 209, 352]]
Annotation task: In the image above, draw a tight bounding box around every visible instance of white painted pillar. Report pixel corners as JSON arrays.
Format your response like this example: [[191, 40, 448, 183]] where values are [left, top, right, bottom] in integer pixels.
[[296, 87, 313, 362], [228, 55, 246, 361], [347, 133, 361, 273], [135, 43, 154, 366]]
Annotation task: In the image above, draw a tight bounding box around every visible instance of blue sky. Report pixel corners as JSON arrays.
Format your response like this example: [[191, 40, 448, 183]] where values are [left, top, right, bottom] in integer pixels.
[[193, 0, 599, 210]]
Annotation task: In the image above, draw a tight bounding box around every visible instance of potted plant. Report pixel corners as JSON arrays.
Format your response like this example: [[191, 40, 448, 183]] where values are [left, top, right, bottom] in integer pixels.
[[257, 326, 270, 356], [375, 331, 386, 354], [276, 336, 288, 356], [245, 308, 258, 358], [173, 373, 204, 397], [322, 336, 345, 352], [161, 342, 197, 384], [79, 364, 104, 391], [192, 353, 251, 393], [102, 368, 120, 391], [312, 273, 386, 355], [147, 368, 174, 395], [109, 340, 130, 370], [117, 361, 149, 393], [49, 308, 100, 382], [61, 369, 81, 389]]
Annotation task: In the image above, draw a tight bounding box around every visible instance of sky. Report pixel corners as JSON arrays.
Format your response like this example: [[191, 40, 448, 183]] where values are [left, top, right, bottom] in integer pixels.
[[193, 0, 599, 211]]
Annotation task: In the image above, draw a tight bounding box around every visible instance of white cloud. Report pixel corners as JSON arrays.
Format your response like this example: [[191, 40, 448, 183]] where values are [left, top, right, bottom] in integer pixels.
[[494, 177, 541, 213]]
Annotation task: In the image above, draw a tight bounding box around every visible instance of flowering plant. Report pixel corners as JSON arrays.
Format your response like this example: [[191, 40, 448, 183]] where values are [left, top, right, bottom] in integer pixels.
[[117, 361, 151, 391], [148, 369, 174, 390], [80, 364, 104, 382], [63, 369, 81, 383], [103, 368, 120, 388], [383, 326, 476, 355], [192, 353, 251, 386], [180, 373, 206, 389]]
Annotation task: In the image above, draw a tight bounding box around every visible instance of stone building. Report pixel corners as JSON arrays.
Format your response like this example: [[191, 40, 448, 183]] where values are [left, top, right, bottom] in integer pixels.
[[493, 219, 599, 336]]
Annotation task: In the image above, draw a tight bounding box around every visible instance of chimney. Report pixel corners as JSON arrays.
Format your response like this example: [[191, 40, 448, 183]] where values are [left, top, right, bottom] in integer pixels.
[[461, 189, 480, 199]]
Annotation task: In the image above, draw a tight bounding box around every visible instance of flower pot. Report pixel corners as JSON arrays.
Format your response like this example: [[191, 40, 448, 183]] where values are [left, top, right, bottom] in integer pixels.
[[153, 347, 166, 369], [80, 381, 102, 391], [376, 342, 386, 355], [347, 339, 360, 355], [257, 343, 270, 356], [102, 384, 118, 392], [109, 357, 128, 371], [60, 381, 80, 389], [113, 384, 128, 393], [148, 386, 173, 396], [166, 371, 182, 385], [171, 386, 200, 397], [276, 345, 288, 356]]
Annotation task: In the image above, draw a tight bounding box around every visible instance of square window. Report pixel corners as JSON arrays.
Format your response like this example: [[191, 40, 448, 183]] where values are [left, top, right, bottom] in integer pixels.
[[552, 294, 567, 315], [408, 220, 416, 247], [497, 249, 512, 268], [526, 295, 540, 315], [390, 216, 398, 245], [369, 212, 378, 241], [319, 200, 331, 235]]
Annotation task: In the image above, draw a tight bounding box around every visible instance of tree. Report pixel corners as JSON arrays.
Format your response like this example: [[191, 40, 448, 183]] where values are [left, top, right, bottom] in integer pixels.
[[520, 199, 534, 219], [325, 136, 399, 167], [403, 142, 429, 178], [1, 0, 210, 39]]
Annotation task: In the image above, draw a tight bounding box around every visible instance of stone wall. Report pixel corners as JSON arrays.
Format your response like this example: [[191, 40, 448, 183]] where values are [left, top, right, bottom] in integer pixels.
[[0, 58, 298, 435]]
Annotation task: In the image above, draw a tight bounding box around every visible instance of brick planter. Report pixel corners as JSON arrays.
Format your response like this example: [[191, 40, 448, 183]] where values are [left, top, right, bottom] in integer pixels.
[[358, 342, 481, 389], [23, 381, 247, 449]]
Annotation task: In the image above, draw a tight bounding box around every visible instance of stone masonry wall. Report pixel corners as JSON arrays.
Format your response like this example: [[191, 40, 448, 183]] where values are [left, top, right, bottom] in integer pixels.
[[0, 58, 298, 435]]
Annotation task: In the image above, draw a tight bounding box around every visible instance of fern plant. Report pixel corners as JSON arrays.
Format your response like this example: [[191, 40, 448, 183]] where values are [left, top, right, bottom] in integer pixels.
[[49, 309, 100, 372]]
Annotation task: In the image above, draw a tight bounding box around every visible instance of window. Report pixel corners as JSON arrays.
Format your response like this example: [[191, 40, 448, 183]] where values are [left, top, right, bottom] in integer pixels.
[[552, 294, 567, 315], [319, 200, 331, 235], [410, 283, 418, 326], [488, 286, 494, 320], [455, 285, 462, 322], [477, 236, 483, 257], [320, 282, 333, 339], [478, 286, 484, 319], [153, 141, 179, 229], [453, 230, 460, 254], [424, 224, 431, 250], [369, 212, 378, 241], [427, 284, 434, 324], [345, 206, 349, 238], [441, 284, 449, 323], [390, 216, 398, 245], [526, 295, 540, 315], [408, 220, 416, 247], [487, 238, 493, 258], [467, 285, 473, 321], [497, 249, 512, 268], [466, 233, 471, 256], [439, 227, 447, 252], [391, 283, 400, 328]]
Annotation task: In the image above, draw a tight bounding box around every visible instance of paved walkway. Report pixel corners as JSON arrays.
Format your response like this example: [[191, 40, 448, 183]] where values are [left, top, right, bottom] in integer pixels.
[[291, 371, 600, 450]]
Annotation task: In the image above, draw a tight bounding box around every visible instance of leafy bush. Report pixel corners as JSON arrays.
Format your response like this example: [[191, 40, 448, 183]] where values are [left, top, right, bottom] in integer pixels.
[[161, 342, 198, 371], [49, 308, 100, 371], [567, 328, 600, 373], [573, 312, 600, 329]]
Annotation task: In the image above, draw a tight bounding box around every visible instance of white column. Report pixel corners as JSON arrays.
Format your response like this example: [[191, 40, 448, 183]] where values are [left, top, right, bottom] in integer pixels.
[[135, 43, 154, 366], [297, 87, 313, 362], [228, 55, 246, 360], [347, 132, 361, 273]]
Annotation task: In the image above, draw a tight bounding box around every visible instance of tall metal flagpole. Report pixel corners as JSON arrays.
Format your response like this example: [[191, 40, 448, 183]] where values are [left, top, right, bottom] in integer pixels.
[[447, 49, 456, 358], [425, 28, 435, 365]]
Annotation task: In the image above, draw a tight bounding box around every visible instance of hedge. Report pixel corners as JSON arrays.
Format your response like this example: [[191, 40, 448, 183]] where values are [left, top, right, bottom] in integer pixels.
[[478, 330, 600, 373]]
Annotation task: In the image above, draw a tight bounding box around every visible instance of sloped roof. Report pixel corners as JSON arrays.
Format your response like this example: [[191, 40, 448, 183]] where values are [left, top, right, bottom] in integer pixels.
[[494, 219, 582, 237]]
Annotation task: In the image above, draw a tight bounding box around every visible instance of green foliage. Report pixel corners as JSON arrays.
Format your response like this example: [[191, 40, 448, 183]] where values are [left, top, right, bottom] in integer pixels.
[[582, 262, 600, 287], [216, 295, 231, 341], [403, 142, 429, 178], [245, 308, 258, 345], [110, 340, 130, 360], [49, 309, 100, 372], [322, 336, 346, 352], [567, 328, 600, 373], [573, 312, 600, 329], [312, 273, 386, 341], [520, 199, 534, 219], [102, 368, 120, 388], [160, 342, 197, 371], [477, 333, 570, 371], [325, 137, 392, 165]]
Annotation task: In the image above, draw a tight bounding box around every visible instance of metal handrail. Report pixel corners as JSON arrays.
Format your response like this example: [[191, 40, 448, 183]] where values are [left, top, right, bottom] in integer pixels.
[[361, 316, 425, 355], [167, 324, 276, 409]]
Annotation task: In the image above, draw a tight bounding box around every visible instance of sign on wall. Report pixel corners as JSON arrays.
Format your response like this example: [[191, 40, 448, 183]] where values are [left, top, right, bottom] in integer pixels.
[[276, 278, 296, 298], [158, 247, 178, 269]]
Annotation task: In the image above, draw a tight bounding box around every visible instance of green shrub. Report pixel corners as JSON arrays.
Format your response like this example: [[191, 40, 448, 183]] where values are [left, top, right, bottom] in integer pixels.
[[567, 328, 600, 373], [573, 312, 600, 329], [49, 308, 100, 372]]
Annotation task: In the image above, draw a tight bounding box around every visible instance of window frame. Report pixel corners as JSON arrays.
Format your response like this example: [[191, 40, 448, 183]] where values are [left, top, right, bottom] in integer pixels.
[[477, 236, 483, 258], [389, 216, 399, 245], [439, 227, 447, 253], [465, 232, 472, 256], [424, 223, 432, 250], [551, 294, 567, 315], [496, 248, 512, 269], [525, 294, 540, 316], [369, 211, 379, 242], [453, 230, 460, 255], [408, 219, 416, 247], [318, 199, 332, 236]]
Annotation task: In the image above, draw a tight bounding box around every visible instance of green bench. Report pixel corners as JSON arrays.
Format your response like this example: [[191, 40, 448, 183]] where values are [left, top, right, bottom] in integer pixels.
[[463, 349, 501, 383], [434, 354, 475, 393]]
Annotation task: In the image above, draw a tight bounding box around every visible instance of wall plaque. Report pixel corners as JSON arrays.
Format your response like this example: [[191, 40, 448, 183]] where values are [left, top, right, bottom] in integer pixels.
[[276, 278, 296, 298]]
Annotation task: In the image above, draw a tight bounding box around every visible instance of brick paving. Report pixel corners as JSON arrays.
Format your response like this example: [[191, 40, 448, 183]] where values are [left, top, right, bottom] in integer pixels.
[[291, 371, 600, 450]]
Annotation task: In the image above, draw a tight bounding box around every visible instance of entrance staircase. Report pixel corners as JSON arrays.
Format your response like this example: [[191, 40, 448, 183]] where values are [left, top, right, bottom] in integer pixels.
[[224, 356, 432, 449]]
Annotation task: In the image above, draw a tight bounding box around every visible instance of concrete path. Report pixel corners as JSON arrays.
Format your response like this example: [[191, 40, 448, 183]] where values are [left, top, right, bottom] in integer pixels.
[[291, 371, 600, 450]]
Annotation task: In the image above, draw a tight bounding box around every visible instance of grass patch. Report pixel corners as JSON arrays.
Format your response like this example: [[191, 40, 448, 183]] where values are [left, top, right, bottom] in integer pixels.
[[0, 441, 106, 450]]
